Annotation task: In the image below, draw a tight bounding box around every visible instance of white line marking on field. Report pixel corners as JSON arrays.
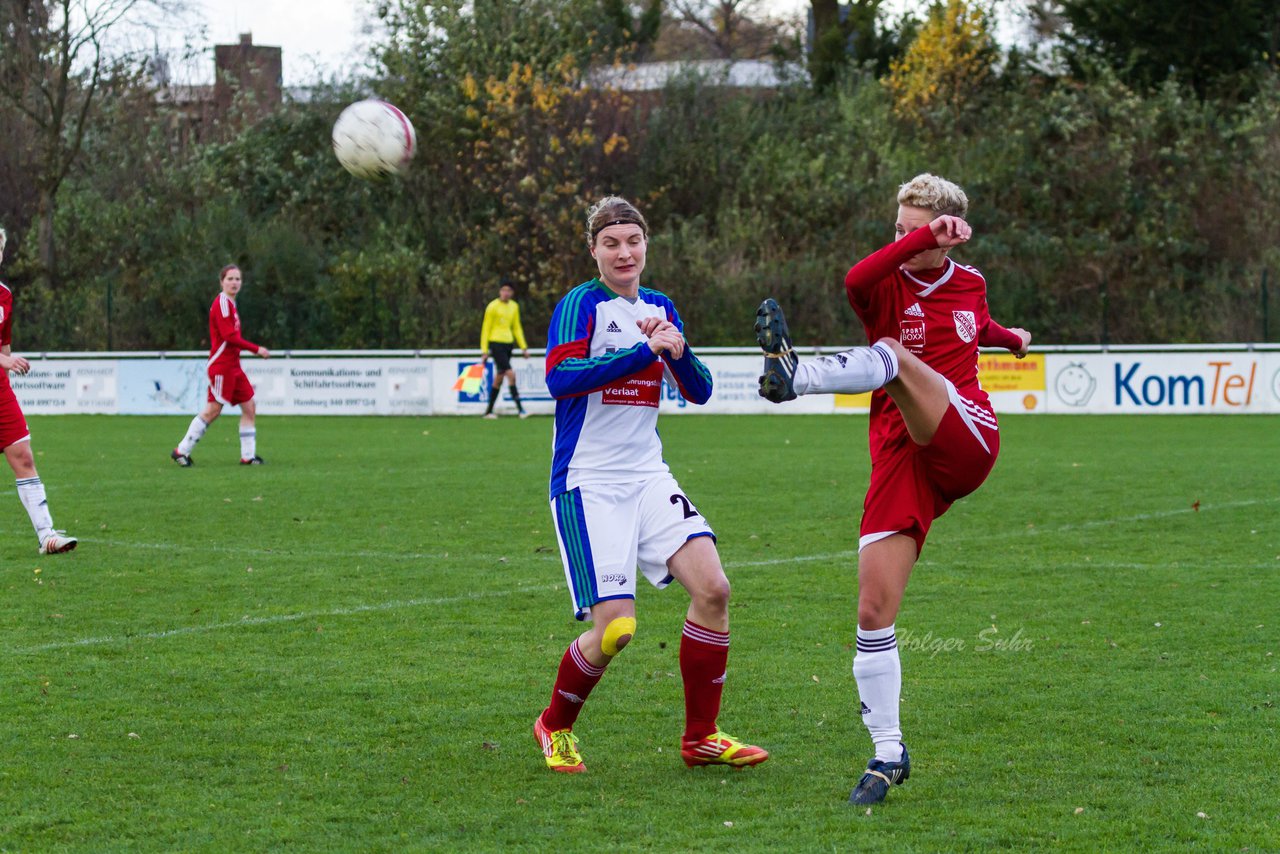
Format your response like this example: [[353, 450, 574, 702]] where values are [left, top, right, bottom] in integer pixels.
[[14, 498, 1273, 655], [735, 551, 857, 568], [9, 585, 559, 655], [1008, 497, 1280, 535], [79, 538, 560, 564]]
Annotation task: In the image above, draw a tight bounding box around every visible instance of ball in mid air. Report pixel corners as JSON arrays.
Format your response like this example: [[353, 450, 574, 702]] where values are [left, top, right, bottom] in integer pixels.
[[332, 99, 417, 179]]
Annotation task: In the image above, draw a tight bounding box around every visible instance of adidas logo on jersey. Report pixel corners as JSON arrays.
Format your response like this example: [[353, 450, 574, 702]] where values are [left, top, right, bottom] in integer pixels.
[[606, 320, 622, 333], [860, 701, 871, 715], [904, 302, 924, 318]]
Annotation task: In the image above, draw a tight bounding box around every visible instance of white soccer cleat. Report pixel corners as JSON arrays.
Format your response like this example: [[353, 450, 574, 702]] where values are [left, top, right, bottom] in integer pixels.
[[39, 531, 79, 555]]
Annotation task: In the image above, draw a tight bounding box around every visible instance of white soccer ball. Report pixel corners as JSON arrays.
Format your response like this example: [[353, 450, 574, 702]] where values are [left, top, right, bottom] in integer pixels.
[[332, 99, 417, 179]]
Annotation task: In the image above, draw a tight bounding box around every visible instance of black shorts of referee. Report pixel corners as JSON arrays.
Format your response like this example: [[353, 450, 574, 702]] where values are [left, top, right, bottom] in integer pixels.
[[489, 342, 515, 373]]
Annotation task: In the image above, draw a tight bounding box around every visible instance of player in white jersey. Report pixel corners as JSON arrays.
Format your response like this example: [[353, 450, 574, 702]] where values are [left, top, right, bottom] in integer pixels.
[[532, 196, 768, 774]]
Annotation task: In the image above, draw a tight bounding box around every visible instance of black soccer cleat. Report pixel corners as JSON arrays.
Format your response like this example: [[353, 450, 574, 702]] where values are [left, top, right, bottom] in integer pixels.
[[849, 743, 910, 806], [755, 298, 798, 403], [240, 456, 266, 465], [171, 449, 193, 467]]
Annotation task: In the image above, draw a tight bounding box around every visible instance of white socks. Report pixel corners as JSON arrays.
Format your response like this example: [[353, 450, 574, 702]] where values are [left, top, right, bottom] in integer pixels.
[[854, 624, 904, 763], [16, 476, 55, 543], [239, 428, 256, 460], [794, 341, 899, 396], [177, 416, 208, 455], [178, 417, 257, 459]]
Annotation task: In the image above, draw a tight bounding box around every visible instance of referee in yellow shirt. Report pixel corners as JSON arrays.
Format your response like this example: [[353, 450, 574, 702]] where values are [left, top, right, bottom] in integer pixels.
[[480, 280, 530, 418]]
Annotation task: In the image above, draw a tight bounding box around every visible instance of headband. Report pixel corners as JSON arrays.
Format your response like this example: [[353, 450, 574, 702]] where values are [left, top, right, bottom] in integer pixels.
[[591, 218, 644, 239]]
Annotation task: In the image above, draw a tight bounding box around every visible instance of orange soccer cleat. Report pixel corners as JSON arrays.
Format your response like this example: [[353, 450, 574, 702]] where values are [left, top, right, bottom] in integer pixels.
[[680, 731, 769, 768]]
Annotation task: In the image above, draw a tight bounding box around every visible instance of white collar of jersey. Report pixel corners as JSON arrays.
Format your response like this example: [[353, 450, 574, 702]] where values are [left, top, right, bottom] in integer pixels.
[[901, 257, 955, 298]]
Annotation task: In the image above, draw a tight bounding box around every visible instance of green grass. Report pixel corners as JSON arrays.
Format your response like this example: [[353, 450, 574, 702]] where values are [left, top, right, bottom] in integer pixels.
[[1, 414, 1277, 852]]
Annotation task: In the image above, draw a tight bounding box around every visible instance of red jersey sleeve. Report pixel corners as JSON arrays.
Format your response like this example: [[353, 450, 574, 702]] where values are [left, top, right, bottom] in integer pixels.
[[979, 315, 1025, 352], [0, 287, 12, 349], [844, 226, 940, 311]]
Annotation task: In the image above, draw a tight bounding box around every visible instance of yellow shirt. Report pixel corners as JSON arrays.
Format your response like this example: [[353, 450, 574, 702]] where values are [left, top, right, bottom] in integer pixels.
[[480, 298, 527, 350]]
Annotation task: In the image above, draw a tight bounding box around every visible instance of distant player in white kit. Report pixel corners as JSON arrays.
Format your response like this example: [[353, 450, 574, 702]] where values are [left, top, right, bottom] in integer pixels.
[[532, 196, 768, 774], [0, 227, 77, 554], [171, 264, 270, 466], [755, 174, 1031, 805]]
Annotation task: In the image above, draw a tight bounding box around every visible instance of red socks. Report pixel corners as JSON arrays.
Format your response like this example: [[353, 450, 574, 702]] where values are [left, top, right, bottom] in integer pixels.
[[680, 620, 729, 741], [541, 621, 730, 740], [541, 638, 607, 731]]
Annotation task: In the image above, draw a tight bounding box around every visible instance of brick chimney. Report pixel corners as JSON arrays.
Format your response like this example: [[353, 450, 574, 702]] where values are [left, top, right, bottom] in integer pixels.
[[213, 32, 283, 124]]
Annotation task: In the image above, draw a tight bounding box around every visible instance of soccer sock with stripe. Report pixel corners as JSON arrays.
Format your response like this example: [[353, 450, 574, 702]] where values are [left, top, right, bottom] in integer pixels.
[[680, 620, 729, 741], [484, 385, 501, 414], [793, 341, 899, 396], [16, 476, 55, 543], [541, 637, 608, 731], [240, 428, 256, 460], [853, 624, 905, 763], [177, 416, 209, 455]]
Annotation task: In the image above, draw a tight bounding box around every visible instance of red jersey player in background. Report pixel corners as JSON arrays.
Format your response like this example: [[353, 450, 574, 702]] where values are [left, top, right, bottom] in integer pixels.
[[171, 264, 270, 466], [0, 227, 77, 554], [754, 174, 1031, 806]]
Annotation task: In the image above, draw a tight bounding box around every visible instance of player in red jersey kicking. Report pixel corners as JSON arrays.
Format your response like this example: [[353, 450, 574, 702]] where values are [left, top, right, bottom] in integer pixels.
[[534, 196, 768, 774], [0, 227, 77, 554], [755, 174, 1031, 805], [171, 265, 271, 466]]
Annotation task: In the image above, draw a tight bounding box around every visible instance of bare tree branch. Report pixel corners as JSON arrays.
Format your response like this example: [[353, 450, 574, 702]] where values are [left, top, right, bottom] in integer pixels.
[[0, 0, 177, 284]]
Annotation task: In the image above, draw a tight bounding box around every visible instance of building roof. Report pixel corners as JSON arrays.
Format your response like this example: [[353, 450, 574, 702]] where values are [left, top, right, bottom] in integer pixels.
[[587, 59, 806, 92]]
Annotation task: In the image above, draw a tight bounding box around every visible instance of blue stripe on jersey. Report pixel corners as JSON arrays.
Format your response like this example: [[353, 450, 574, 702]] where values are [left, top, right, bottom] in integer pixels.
[[550, 393, 589, 495], [550, 280, 607, 347], [555, 490, 597, 618]]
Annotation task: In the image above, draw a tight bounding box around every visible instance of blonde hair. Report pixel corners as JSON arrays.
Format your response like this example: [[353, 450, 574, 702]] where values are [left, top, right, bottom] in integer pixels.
[[0, 227, 6, 259], [586, 196, 648, 246], [897, 173, 969, 219]]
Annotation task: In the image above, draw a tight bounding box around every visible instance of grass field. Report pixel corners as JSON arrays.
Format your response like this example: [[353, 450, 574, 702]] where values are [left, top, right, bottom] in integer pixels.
[[1, 413, 1277, 852]]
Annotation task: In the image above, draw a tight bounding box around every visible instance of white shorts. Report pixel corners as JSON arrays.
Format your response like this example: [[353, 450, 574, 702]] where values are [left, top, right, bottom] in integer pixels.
[[550, 474, 716, 620]]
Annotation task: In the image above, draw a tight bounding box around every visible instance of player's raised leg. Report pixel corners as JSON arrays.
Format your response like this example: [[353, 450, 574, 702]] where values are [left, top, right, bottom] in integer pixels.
[[755, 299, 900, 403], [6, 441, 76, 554], [666, 536, 768, 768]]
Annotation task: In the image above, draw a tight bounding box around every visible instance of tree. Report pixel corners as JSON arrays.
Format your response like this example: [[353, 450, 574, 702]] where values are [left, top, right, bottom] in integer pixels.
[[809, 0, 916, 91], [884, 0, 996, 118], [665, 0, 785, 59], [0, 0, 174, 287], [1046, 0, 1280, 98], [598, 0, 664, 60]]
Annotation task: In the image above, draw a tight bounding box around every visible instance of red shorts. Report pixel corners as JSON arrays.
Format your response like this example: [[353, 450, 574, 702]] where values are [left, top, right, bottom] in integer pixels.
[[208, 369, 255, 406], [0, 385, 31, 450], [860, 385, 1000, 555]]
